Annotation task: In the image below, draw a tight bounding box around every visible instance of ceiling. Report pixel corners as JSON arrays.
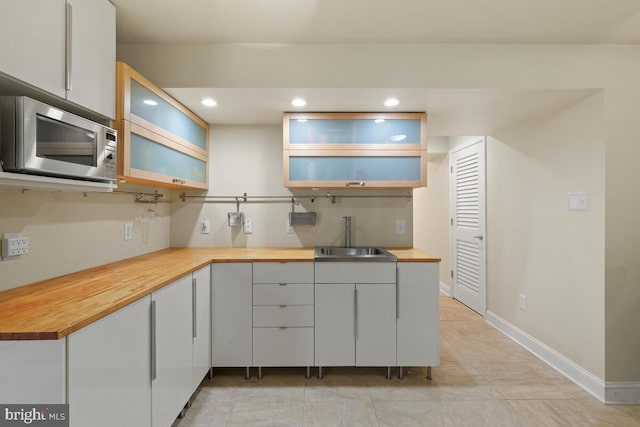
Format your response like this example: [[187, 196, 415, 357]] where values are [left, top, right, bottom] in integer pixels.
[[112, 0, 640, 45], [111, 0, 634, 133]]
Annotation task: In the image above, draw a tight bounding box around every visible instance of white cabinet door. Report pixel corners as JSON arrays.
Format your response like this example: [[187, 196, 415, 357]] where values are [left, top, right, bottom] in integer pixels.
[[152, 275, 193, 427], [355, 283, 397, 366], [66, 0, 115, 118], [0, 0, 66, 98], [212, 263, 252, 367], [315, 283, 355, 366], [0, 339, 66, 404], [397, 262, 440, 367], [67, 296, 151, 427], [192, 265, 211, 389]]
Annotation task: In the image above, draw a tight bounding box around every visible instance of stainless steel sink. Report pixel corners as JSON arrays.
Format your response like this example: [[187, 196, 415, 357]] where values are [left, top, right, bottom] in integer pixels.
[[314, 246, 397, 262]]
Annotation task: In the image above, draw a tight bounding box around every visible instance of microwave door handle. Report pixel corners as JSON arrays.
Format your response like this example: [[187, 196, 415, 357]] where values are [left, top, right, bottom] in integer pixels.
[[66, 3, 73, 92]]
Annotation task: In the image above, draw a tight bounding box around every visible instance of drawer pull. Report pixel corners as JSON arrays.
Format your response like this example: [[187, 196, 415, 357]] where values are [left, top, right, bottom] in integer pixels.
[[279, 283, 288, 286], [279, 305, 287, 308]]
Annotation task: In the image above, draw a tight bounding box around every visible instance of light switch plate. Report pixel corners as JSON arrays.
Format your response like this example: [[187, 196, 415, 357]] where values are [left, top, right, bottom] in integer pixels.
[[200, 219, 211, 234], [568, 192, 589, 211], [395, 220, 406, 234], [124, 223, 133, 241]]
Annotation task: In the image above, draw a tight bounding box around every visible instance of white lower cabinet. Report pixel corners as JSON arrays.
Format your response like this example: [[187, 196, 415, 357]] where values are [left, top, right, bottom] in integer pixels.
[[0, 339, 66, 404], [252, 262, 314, 369], [314, 262, 397, 369], [397, 262, 439, 367], [211, 263, 252, 367], [151, 275, 193, 427], [67, 296, 151, 427], [314, 281, 396, 368], [192, 265, 212, 390]]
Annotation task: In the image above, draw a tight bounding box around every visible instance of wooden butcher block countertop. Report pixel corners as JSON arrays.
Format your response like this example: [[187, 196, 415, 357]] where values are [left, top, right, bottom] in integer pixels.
[[0, 247, 439, 341]]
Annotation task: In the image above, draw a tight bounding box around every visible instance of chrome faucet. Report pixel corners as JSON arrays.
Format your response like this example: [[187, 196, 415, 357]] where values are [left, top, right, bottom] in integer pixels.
[[343, 216, 352, 248]]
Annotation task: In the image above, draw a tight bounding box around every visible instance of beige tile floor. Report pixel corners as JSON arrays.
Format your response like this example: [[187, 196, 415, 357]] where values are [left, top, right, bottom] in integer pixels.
[[173, 294, 640, 427]]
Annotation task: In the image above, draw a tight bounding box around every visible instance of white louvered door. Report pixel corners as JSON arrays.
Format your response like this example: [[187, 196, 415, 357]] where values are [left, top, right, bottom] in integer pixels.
[[450, 139, 486, 315]]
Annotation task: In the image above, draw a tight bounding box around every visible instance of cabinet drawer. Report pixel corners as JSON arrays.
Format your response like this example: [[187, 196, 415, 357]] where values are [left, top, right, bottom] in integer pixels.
[[253, 283, 313, 305], [315, 262, 396, 284], [253, 305, 314, 327], [253, 327, 314, 367], [253, 262, 313, 284]]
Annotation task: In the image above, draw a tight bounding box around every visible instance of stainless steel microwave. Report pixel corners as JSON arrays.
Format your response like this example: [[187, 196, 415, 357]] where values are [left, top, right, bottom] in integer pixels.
[[0, 96, 117, 183]]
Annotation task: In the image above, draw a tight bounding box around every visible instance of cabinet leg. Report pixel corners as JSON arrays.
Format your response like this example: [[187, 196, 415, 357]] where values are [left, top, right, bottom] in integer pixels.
[[245, 367, 250, 380], [427, 366, 432, 380], [208, 367, 214, 379], [398, 366, 404, 380], [386, 366, 392, 380], [318, 366, 323, 379], [258, 366, 263, 380], [306, 366, 311, 379]]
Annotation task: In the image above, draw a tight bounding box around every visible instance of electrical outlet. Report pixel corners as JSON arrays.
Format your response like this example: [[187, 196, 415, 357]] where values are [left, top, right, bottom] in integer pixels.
[[519, 294, 527, 310], [243, 218, 253, 234], [200, 219, 211, 234], [395, 220, 406, 234], [124, 223, 133, 241], [2, 233, 29, 260]]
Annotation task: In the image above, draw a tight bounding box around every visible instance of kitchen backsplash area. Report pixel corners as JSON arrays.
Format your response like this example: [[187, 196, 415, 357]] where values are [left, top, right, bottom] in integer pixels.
[[0, 187, 171, 291], [170, 124, 414, 248]]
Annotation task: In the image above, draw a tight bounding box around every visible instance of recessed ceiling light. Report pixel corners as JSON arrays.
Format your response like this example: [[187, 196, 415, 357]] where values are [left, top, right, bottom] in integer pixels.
[[143, 99, 158, 106], [296, 119, 308, 123], [201, 98, 217, 107], [384, 98, 399, 107], [291, 98, 307, 107], [374, 119, 385, 123], [390, 134, 407, 142]]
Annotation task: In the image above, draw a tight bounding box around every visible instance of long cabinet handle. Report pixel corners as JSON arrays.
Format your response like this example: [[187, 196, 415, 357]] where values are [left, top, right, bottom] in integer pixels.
[[396, 267, 400, 319], [150, 300, 156, 381], [354, 287, 358, 341], [65, 3, 73, 91], [192, 277, 197, 338], [346, 181, 365, 187]]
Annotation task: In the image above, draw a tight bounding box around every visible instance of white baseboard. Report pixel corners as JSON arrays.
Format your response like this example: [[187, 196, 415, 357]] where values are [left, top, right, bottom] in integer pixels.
[[439, 281, 451, 296], [486, 311, 640, 404], [605, 382, 640, 405]]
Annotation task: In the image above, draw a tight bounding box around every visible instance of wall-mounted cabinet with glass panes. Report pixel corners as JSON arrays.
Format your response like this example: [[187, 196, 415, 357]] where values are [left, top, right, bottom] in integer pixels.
[[115, 62, 209, 189], [283, 112, 427, 189]]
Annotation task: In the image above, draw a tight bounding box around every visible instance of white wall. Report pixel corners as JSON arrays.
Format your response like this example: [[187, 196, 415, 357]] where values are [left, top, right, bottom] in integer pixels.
[[487, 93, 605, 378], [170, 125, 414, 248], [0, 187, 171, 291], [413, 136, 450, 286]]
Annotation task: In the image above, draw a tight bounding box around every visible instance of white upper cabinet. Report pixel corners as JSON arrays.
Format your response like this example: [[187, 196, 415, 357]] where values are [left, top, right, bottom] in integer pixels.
[[66, 0, 116, 118], [0, 0, 66, 98], [283, 112, 427, 189], [0, 0, 115, 119]]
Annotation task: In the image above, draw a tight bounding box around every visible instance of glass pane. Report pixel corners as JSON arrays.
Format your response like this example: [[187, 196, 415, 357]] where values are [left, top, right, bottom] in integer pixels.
[[289, 119, 421, 145], [130, 80, 206, 150], [289, 156, 421, 181], [36, 114, 96, 166], [130, 133, 206, 183]]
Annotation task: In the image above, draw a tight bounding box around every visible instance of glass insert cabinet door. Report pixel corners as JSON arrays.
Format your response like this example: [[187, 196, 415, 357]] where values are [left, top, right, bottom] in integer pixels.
[[284, 112, 426, 150], [284, 150, 426, 189], [118, 121, 208, 189]]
